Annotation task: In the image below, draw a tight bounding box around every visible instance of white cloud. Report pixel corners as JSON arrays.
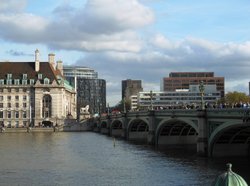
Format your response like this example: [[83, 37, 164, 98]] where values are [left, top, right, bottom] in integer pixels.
[[0, 0, 27, 12], [1, 0, 250, 105], [74, 0, 154, 34]]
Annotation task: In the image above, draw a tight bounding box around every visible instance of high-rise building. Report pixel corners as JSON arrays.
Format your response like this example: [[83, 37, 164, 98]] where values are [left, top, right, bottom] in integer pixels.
[[122, 79, 143, 100], [162, 72, 225, 97], [0, 50, 76, 128], [63, 66, 106, 117]]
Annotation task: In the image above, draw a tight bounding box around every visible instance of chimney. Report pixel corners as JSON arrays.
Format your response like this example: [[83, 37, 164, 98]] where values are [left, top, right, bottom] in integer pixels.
[[56, 60, 63, 74], [35, 49, 40, 72], [48, 53, 55, 68]]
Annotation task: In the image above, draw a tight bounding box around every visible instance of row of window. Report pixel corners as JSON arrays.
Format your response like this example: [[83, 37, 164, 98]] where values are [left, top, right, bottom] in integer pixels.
[[6, 73, 42, 80], [0, 102, 28, 108], [0, 95, 27, 101], [0, 121, 28, 128], [0, 78, 50, 85], [0, 88, 28, 93], [0, 111, 27, 119]]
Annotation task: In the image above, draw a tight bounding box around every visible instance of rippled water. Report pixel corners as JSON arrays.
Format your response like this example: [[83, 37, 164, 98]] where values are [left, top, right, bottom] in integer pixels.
[[0, 132, 249, 186]]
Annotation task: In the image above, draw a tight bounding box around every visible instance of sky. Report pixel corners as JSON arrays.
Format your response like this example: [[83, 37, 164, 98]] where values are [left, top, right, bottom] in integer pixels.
[[1, 0, 250, 106]]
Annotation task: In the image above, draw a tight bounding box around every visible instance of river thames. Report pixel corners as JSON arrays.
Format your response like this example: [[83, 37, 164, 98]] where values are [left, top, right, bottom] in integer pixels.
[[0, 132, 249, 186]]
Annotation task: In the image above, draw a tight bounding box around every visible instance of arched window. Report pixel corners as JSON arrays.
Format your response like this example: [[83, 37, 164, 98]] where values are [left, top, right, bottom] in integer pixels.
[[42, 95, 52, 118]]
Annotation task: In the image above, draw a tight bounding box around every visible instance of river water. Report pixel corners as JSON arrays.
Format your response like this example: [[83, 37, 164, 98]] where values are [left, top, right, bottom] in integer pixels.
[[0, 132, 249, 186]]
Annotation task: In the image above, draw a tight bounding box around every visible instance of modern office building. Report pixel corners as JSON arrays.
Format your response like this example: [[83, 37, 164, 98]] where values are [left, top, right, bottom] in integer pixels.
[[122, 79, 143, 100], [137, 84, 221, 110], [0, 50, 76, 128], [162, 72, 225, 97], [63, 66, 106, 117]]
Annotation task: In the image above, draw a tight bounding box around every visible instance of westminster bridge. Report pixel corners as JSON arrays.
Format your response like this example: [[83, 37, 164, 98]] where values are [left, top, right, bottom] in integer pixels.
[[91, 108, 250, 157]]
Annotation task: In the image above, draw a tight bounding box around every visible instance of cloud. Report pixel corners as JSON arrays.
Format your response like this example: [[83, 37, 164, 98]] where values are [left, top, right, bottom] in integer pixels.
[[6, 49, 33, 57], [74, 0, 154, 34], [0, 0, 153, 53], [0, 13, 49, 43], [0, 0, 27, 13], [0, 0, 250, 105]]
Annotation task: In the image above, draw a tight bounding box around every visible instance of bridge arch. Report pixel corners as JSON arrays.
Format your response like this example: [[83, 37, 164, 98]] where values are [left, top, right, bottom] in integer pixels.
[[110, 119, 124, 137], [111, 119, 123, 129], [127, 118, 149, 142], [156, 118, 198, 148], [100, 121, 108, 128], [209, 121, 250, 157]]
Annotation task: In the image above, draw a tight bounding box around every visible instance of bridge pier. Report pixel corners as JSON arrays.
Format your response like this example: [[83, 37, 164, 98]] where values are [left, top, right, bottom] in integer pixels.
[[147, 110, 156, 145], [196, 110, 208, 156]]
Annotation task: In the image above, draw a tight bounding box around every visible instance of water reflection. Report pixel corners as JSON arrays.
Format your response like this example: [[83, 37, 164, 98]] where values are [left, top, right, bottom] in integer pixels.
[[0, 132, 249, 186]]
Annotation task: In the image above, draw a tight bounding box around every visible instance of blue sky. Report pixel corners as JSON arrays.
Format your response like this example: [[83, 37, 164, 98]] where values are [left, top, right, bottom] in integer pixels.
[[1, 0, 250, 106]]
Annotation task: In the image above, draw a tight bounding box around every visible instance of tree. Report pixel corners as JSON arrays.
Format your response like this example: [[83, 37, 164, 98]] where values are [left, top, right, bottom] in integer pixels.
[[224, 91, 250, 106], [113, 98, 131, 112]]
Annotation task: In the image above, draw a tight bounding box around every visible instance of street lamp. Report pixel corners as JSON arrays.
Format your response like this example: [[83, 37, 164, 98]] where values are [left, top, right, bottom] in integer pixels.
[[149, 90, 153, 110], [199, 81, 205, 110], [123, 97, 126, 113]]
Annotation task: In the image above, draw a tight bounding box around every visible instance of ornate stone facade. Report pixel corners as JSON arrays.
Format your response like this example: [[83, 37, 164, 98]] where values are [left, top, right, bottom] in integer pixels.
[[0, 50, 76, 128]]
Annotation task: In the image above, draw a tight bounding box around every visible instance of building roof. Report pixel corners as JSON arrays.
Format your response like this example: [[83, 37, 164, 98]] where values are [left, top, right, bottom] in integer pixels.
[[0, 62, 62, 82]]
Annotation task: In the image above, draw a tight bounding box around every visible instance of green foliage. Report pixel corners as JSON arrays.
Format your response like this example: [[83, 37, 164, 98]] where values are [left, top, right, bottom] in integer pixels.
[[113, 98, 131, 112], [224, 91, 250, 105]]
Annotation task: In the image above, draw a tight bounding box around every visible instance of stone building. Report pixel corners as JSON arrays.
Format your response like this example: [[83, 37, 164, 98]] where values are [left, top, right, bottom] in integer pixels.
[[0, 50, 76, 128]]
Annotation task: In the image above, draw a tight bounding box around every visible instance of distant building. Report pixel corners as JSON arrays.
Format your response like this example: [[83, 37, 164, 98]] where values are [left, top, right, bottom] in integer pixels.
[[122, 79, 143, 100], [63, 66, 106, 118], [137, 84, 221, 110], [162, 72, 225, 97], [130, 95, 138, 111], [0, 50, 76, 128]]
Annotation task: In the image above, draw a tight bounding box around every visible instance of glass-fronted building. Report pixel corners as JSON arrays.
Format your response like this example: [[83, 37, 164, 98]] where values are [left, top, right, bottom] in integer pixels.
[[63, 66, 106, 118]]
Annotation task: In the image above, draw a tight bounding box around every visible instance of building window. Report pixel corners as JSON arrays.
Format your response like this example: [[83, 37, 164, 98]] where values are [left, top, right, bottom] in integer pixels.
[[0, 103, 3, 108], [23, 96, 27, 101], [22, 80, 27, 85], [15, 88, 19, 92], [7, 74, 12, 79], [42, 95, 52, 118], [0, 79, 4, 85], [23, 111, 27, 118], [23, 74, 27, 80], [8, 89, 11, 93], [23, 88, 27, 92], [15, 111, 19, 118], [44, 78, 50, 84], [23, 103, 27, 108], [8, 103, 11, 108], [0, 96, 3, 101], [0, 88, 3, 92], [7, 79, 12, 85], [0, 111, 3, 118], [14, 79, 20, 85], [15, 96, 19, 101], [15, 103, 19, 108], [7, 96, 11, 101], [15, 121, 19, 128], [23, 121, 27, 127], [30, 79, 35, 85], [7, 121, 11, 128], [7, 111, 11, 118], [38, 74, 43, 80]]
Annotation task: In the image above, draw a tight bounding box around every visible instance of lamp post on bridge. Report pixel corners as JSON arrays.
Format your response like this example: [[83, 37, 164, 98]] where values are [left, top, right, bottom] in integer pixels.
[[149, 90, 153, 110], [123, 97, 126, 113], [199, 81, 205, 110]]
